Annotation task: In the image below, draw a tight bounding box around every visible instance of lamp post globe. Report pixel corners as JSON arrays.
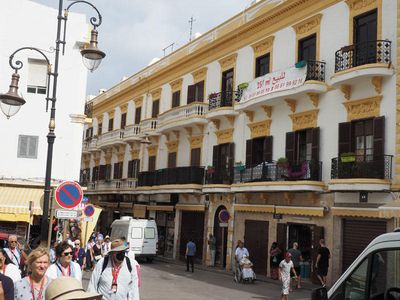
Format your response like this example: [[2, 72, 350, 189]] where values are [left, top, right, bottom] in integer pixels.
[[0, 72, 25, 119], [80, 29, 106, 72]]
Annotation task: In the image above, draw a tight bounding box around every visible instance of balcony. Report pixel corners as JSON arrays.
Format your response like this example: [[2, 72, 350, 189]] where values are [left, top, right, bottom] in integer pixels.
[[86, 137, 99, 152], [234, 61, 327, 111], [157, 102, 208, 133], [206, 91, 239, 120], [82, 139, 91, 154], [331, 40, 393, 85], [231, 160, 324, 192], [97, 129, 125, 149], [140, 118, 158, 136], [329, 154, 392, 191], [205, 168, 234, 185], [123, 124, 141, 143], [138, 166, 205, 186], [86, 179, 123, 194]]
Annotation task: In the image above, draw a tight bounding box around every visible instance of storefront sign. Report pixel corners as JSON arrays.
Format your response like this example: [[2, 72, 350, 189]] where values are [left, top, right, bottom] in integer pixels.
[[240, 66, 307, 103]]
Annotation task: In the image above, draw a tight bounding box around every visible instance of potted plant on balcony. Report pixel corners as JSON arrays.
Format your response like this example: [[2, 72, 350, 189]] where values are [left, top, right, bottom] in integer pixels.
[[340, 152, 356, 163], [277, 157, 289, 169], [234, 162, 245, 172]]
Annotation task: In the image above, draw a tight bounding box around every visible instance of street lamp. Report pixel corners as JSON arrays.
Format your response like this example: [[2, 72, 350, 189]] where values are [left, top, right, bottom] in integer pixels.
[[0, 0, 106, 246]]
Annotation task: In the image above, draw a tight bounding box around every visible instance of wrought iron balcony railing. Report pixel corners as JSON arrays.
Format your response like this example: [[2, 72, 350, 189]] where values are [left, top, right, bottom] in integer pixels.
[[205, 168, 234, 185], [208, 91, 241, 111], [335, 40, 391, 72], [305, 60, 326, 82], [331, 154, 392, 180], [233, 160, 322, 183], [138, 166, 205, 186]]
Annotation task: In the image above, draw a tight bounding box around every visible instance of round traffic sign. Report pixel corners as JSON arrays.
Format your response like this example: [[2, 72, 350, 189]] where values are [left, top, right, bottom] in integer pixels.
[[55, 181, 83, 209], [83, 204, 95, 217], [218, 209, 230, 223]]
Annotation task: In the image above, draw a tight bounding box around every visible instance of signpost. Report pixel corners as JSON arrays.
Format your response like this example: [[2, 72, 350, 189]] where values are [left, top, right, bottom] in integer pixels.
[[55, 181, 83, 209], [218, 209, 230, 262], [83, 204, 95, 217], [56, 209, 78, 219]]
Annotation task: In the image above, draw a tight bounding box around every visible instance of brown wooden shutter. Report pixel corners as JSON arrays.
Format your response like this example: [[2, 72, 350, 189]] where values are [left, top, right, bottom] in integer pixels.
[[263, 136, 273, 162], [311, 127, 320, 161], [135, 107, 141, 125], [108, 119, 113, 131], [373, 116, 385, 157], [338, 121, 352, 155], [285, 131, 296, 163], [134, 159, 140, 178], [172, 91, 180, 108], [113, 163, 119, 179], [148, 156, 156, 171], [245, 139, 253, 167], [121, 113, 127, 129], [152, 100, 159, 118], [228, 143, 235, 180], [187, 85, 195, 104], [197, 81, 204, 102], [168, 152, 177, 168], [277, 223, 288, 254], [190, 148, 201, 167], [128, 160, 133, 178], [212, 145, 219, 168]]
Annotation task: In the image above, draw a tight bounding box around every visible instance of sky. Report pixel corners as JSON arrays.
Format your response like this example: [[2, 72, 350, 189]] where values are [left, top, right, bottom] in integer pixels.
[[31, 0, 257, 96]]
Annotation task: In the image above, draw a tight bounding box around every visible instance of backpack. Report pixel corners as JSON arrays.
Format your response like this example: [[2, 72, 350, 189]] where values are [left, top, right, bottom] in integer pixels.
[[97, 255, 132, 291]]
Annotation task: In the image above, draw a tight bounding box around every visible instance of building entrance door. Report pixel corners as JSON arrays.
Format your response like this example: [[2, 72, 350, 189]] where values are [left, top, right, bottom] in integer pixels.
[[213, 206, 228, 267], [244, 220, 269, 275], [179, 211, 205, 262]]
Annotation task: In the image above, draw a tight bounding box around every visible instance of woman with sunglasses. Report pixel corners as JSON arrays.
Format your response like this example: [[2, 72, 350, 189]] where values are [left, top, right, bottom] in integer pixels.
[[45, 241, 82, 281], [0, 249, 21, 282], [14, 248, 51, 300]]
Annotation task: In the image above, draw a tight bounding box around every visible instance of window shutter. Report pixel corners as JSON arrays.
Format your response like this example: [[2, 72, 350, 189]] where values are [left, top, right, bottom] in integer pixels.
[[18, 136, 28, 157], [108, 119, 113, 131], [197, 81, 204, 102], [127, 161, 133, 178], [28, 137, 38, 158], [263, 136, 273, 162], [373, 116, 385, 157], [338, 122, 352, 155], [168, 152, 177, 168], [121, 113, 127, 129], [152, 100, 159, 118], [190, 148, 201, 167], [148, 156, 156, 171], [245, 139, 253, 167], [187, 85, 195, 104], [212, 145, 219, 168], [228, 143, 235, 179], [106, 164, 112, 180], [135, 107, 141, 125], [285, 131, 296, 163], [113, 163, 119, 179], [98, 123, 102, 135], [172, 91, 180, 108], [28, 59, 47, 87], [135, 159, 140, 178], [311, 127, 320, 161]]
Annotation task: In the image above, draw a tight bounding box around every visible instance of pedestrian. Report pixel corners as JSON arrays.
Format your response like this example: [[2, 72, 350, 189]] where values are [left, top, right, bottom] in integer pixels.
[[185, 239, 196, 273], [120, 237, 141, 288], [14, 247, 51, 300], [0, 249, 21, 282], [279, 253, 298, 300], [235, 240, 249, 263], [0, 272, 14, 300], [4, 236, 23, 271], [102, 236, 111, 256], [207, 234, 216, 267], [49, 241, 58, 264], [315, 239, 330, 287], [270, 242, 282, 280], [87, 239, 140, 300], [72, 239, 86, 270], [287, 242, 303, 289], [45, 277, 101, 300], [86, 237, 95, 271], [45, 241, 82, 281], [92, 237, 103, 265]]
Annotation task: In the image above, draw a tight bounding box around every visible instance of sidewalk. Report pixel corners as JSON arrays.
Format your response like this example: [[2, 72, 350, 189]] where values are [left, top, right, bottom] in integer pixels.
[[154, 255, 320, 291]]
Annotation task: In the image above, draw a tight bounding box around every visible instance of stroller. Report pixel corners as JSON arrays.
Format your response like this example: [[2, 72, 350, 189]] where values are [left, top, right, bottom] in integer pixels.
[[234, 255, 256, 283]]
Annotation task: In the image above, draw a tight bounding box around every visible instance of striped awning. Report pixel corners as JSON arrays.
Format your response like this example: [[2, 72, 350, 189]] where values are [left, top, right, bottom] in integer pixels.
[[0, 186, 43, 222], [332, 207, 382, 219], [147, 205, 174, 212], [175, 204, 205, 212], [275, 206, 325, 217]]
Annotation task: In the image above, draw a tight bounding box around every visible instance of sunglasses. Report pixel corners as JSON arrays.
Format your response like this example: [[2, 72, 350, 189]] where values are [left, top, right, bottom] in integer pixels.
[[9, 241, 17, 244], [74, 244, 80, 246], [63, 252, 73, 256]]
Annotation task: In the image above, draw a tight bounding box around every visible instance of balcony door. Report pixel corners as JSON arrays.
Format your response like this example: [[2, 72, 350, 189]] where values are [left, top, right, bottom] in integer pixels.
[[167, 152, 177, 168], [354, 9, 377, 65], [298, 34, 316, 62], [212, 143, 235, 184], [286, 128, 319, 164], [221, 68, 234, 106]]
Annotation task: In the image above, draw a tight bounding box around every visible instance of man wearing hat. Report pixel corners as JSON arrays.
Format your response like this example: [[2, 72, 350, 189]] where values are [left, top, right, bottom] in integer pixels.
[[88, 239, 139, 300], [279, 252, 298, 300]]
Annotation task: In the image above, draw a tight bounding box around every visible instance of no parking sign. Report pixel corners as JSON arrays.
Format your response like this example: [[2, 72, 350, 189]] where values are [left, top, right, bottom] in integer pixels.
[[55, 181, 83, 209]]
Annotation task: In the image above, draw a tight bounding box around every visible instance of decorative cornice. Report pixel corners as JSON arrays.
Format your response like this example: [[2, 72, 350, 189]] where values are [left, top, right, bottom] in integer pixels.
[[285, 99, 297, 113], [371, 76, 383, 94], [120, 103, 128, 113], [262, 105, 272, 118], [244, 111, 254, 122], [131, 149, 140, 160], [191, 67, 208, 83], [216, 128, 234, 144], [292, 13, 322, 36], [95, 116, 103, 123], [251, 36, 275, 57], [225, 116, 235, 126], [190, 135, 203, 149], [210, 119, 220, 130], [108, 111, 114, 119], [345, 0, 377, 13], [340, 84, 352, 100], [134, 97, 143, 107], [343, 96, 382, 121], [170, 78, 183, 91], [166, 140, 179, 153], [218, 53, 238, 71], [307, 93, 319, 108], [117, 151, 125, 162], [148, 145, 158, 156], [290, 109, 319, 131], [151, 88, 162, 100], [184, 127, 193, 137], [247, 120, 272, 139]]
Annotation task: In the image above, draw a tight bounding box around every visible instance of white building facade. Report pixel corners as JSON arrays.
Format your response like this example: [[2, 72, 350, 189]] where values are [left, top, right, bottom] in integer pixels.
[[82, 0, 400, 283]]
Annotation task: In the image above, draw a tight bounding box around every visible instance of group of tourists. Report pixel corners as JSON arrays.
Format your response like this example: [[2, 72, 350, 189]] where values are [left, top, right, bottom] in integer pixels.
[[0, 234, 140, 300]]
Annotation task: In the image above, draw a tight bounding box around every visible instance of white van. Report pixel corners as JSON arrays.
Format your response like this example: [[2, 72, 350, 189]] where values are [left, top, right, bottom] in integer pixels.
[[110, 217, 158, 262], [312, 230, 400, 300]]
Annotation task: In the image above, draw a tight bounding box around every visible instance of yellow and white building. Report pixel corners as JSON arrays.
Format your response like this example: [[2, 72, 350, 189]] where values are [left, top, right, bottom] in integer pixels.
[[81, 0, 400, 283]]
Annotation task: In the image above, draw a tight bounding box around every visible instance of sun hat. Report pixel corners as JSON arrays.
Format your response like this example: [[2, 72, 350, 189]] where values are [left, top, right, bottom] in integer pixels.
[[105, 235, 110, 239], [45, 277, 101, 300], [109, 239, 129, 252], [285, 252, 292, 258]]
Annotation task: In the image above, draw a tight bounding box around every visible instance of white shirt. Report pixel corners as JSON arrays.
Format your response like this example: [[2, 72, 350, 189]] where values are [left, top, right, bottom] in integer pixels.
[[88, 256, 140, 300], [4, 248, 21, 265], [279, 259, 294, 278], [46, 261, 82, 281], [235, 247, 249, 262], [103, 242, 112, 255], [0, 263, 21, 282]]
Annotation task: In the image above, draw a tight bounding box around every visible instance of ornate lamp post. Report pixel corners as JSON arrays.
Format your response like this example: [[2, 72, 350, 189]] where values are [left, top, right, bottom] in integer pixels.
[[0, 0, 106, 245]]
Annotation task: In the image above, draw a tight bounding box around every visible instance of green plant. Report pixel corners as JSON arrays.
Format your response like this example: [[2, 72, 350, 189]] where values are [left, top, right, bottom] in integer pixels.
[[237, 82, 249, 90], [277, 157, 288, 165], [340, 152, 356, 163]]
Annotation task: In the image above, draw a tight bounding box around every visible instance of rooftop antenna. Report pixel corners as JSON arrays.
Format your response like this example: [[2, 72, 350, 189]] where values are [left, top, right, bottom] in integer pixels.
[[162, 43, 175, 57], [189, 16, 196, 41]]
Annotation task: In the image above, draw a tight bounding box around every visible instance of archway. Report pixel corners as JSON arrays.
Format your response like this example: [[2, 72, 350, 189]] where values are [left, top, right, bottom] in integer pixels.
[[213, 205, 228, 267]]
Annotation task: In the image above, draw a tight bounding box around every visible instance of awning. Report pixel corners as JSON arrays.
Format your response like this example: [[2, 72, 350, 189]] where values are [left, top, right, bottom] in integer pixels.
[[234, 204, 274, 213], [147, 205, 174, 212], [275, 206, 325, 217], [378, 201, 400, 218], [332, 207, 383, 219], [0, 186, 43, 222], [175, 204, 205, 212]]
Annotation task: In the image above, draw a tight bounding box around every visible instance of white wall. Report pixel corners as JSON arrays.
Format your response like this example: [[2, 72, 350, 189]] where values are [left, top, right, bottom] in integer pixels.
[[0, 0, 89, 181]]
